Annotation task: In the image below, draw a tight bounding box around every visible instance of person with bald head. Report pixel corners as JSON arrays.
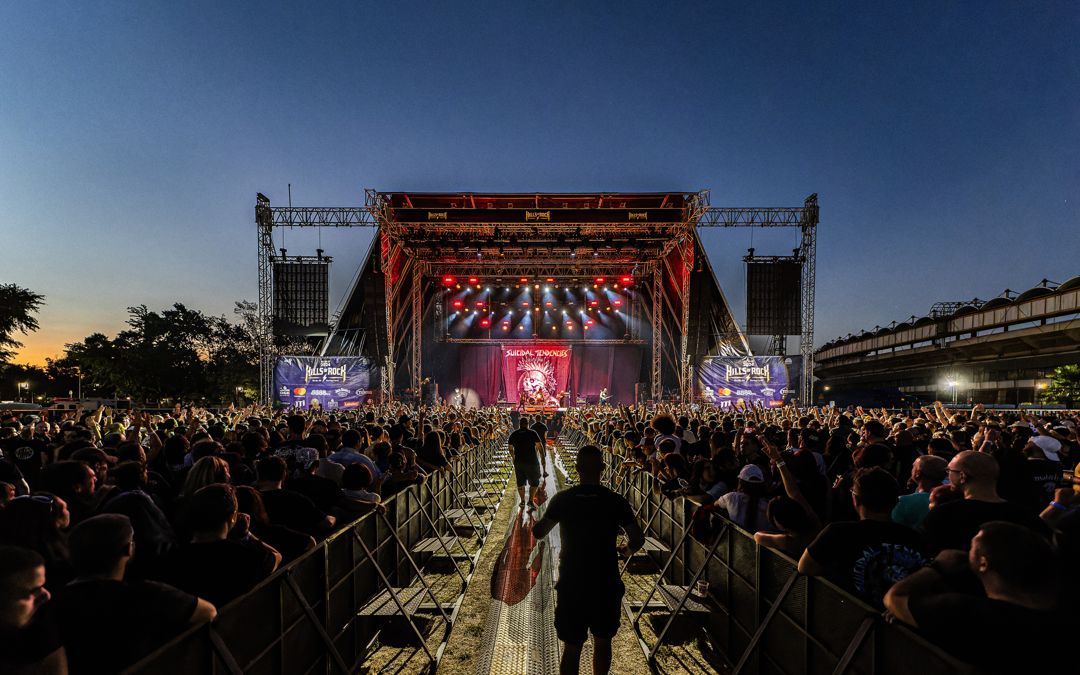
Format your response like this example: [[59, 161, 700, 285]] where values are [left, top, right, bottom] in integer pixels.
[[921, 451, 1049, 554]]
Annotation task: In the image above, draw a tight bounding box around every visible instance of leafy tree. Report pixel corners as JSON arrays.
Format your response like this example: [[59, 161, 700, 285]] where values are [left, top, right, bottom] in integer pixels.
[[1043, 364, 1080, 406], [0, 283, 44, 364], [58, 303, 259, 403]]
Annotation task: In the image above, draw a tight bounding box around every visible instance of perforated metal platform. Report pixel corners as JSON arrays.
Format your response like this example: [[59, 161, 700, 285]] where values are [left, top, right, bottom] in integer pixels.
[[476, 445, 567, 675]]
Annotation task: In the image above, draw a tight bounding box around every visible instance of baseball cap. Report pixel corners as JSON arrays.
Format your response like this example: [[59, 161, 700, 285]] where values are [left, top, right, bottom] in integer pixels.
[[1031, 436, 1062, 462], [738, 464, 765, 483]]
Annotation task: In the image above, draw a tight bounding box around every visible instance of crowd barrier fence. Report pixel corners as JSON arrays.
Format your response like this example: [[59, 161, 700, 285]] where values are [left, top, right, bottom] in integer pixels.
[[561, 425, 977, 675], [123, 434, 506, 675]]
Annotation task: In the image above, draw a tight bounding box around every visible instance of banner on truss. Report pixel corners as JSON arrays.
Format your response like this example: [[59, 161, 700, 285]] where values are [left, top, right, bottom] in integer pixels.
[[274, 356, 375, 410], [698, 356, 792, 408], [501, 345, 572, 405]]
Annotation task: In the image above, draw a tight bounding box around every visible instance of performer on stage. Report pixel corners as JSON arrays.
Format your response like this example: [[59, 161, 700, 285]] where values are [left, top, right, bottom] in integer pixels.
[[598, 387, 610, 405]]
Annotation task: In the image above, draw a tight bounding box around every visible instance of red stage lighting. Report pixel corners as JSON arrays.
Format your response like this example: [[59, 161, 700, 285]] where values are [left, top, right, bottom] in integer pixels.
[[522, 301, 530, 307], [480, 318, 491, 328], [620, 275, 632, 284], [468, 276, 479, 284], [586, 319, 595, 326], [452, 299, 463, 308], [546, 277, 555, 283], [589, 300, 599, 307], [476, 301, 485, 307], [519, 277, 529, 283], [545, 301, 553, 307], [595, 277, 605, 284], [443, 276, 455, 286], [613, 299, 622, 306]]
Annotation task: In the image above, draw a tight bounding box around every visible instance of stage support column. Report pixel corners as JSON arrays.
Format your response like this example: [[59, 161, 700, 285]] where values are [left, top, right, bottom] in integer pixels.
[[410, 261, 422, 394], [679, 236, 693, 402], [382, 232, 394, 402], [651, 265, 662, 402]]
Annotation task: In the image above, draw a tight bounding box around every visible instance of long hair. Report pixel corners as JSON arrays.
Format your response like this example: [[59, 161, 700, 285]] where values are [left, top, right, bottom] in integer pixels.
[[181, 456, 231, 498]]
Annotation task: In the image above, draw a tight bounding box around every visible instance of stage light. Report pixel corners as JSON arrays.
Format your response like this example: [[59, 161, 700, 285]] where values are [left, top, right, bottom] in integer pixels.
[[544, 287, 550, 292], [546, 277, 555, 283], [468, 276, 479, 284], [620, 275, 632, 284], [593, 284, 598, 289], [590, 300, 599, 307], [534, 284, 540, 289], [606, 306, 612, 311], [455, 284, 461, 289], [545, 301, 553, 307], [595, 277, 605, 284], [519, 325, 525, 331], [475, 285, 481, 289], [586, 319, 595, 326], [613, 299, 622, 306], [443, 276, 455, 286], [520, 277, 529, 283], [452, 300, 464, 308], [476, 301, 485, 307], [613, 284, 619, 289], [480, 318, 491, 328], [522, 301, 529, 307], [535, 307, 540, 312]]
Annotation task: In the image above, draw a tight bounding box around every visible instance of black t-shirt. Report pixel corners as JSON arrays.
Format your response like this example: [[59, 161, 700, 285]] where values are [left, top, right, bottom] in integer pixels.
[[530, 422, 548, 445], [0, 601, 62, 673], [1022, 458, 1061, 513], [165, 539, 277, 608], [806, 519, 925, 607], [541, 484, 636, 588], [921, 498, 1051, 554], [259, 488, 327, 536], [908, 592, 1068, 674], [508, 429, 542, 466], [252, 521, 315, 563], [287, 474, 341, 513], [54, 578, 196, 675]]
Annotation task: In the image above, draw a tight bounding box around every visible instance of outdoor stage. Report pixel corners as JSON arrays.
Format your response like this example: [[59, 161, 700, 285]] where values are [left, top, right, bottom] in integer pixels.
[[255, 191, 820, 406]]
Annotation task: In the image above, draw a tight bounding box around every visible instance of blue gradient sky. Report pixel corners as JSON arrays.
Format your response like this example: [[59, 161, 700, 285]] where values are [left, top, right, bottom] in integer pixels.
[[1, 2, 1077, 364]]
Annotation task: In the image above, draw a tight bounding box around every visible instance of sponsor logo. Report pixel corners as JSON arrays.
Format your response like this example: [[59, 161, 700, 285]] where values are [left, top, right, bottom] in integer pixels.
[[327, 399, 337, 408], [309, 389, 332, 396], [292, 387, 307, 396], [735, 389, 754, 396], [334, 388, 351, 398], [427, 211, 447, 221], [525, 210, 550, 222], [342, 400, 360, 408], [303, 362, 348, 384], [278, 386, 290, 398], [760, 387, 776, 396], [628, 211, 648, 221], [725, 357, 771, 383], [716, 387, 732, 397]]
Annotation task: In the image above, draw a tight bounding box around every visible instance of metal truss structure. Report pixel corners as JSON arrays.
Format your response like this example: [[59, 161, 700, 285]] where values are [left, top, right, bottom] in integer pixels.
[[255, 190, 818, 406], [691, 192, 819, 405]]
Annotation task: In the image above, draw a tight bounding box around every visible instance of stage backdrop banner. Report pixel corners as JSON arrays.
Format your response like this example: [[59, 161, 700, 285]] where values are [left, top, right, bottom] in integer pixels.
[[502, 345, 571, 405], [274, 356, 374, 410], [698, 356, 791, 409]]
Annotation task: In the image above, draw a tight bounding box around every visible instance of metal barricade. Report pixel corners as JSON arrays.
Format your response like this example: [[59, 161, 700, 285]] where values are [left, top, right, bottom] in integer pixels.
[[609, 452, 977, 675], [124, 434, 508, 675]]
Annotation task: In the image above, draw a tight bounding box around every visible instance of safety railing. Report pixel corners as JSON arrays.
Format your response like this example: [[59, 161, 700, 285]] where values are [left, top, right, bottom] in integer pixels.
[[123, 434, 507, 675], [602, 460, 978, 675]]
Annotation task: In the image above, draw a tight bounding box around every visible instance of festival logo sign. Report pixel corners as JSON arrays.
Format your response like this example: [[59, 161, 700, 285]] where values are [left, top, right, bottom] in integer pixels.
[[698, 356, 791, 406], [501, 346, 571, 404], [274, 356, 374, 409]]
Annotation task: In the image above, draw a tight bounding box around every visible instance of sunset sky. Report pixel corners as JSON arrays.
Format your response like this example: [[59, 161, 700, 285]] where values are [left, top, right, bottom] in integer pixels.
[[2, 1, 1077, 365]]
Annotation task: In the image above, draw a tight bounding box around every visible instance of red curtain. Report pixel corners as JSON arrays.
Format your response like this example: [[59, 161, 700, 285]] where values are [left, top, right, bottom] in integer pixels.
[[458, 346, 502, 405]]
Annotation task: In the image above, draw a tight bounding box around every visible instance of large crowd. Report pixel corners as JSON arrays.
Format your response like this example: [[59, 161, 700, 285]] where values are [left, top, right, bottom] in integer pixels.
[[2, 397, 1078, 674], [565, 400, 1079, 673], [0, 402, 511, 675]]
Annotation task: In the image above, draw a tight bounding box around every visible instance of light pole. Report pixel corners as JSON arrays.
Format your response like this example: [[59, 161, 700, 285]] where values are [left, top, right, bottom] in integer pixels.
[[1036, 382, 1047, 407], [236, 386, 244, 405], [74, 367, 82, 401], [946, 379, 958, 405], [18, 382, 29, 403]]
